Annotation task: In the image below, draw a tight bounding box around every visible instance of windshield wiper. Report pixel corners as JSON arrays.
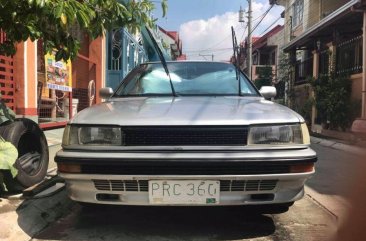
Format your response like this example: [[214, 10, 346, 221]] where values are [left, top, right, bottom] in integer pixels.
[[145, 27, 177, 97], [231, 26, 242, 96]]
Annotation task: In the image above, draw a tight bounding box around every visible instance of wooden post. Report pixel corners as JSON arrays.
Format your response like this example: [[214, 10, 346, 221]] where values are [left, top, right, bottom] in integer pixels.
[[51, 89, 56, 120], [311, 50, 319, 131]]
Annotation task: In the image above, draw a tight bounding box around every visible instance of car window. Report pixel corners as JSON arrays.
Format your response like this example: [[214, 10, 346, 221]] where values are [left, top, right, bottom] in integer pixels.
[[114, 62, 259, 96]]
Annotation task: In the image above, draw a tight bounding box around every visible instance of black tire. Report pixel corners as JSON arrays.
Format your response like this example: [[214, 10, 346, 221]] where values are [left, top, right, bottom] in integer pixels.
[[0, 118, 49, 189]]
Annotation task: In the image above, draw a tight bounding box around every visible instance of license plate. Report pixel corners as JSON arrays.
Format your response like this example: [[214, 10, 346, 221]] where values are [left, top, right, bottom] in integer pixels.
[[149, 180, 220, 204]]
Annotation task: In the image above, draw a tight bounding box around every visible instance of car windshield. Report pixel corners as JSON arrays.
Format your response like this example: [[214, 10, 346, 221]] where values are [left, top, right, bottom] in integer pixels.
[[113, 62, 259, 97]]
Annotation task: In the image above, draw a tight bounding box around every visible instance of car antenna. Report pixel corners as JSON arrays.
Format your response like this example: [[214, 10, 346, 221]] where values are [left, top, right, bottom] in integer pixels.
[[231, 26, 242, 96], [145, 26, 177, 97]]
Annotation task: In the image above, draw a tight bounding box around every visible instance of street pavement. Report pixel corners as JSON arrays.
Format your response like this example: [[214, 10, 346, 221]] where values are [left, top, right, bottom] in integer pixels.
[[44, 128, 64, 147], [44, 128, 63, 173]]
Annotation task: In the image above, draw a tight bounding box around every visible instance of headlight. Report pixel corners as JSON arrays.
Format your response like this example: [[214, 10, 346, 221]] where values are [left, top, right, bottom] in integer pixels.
[[62, 125, 122, 146], [248, 123, 309, 145]]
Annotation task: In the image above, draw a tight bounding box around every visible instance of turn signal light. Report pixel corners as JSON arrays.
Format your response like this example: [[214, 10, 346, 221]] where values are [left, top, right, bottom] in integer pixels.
[[57, 163, 81, 173], [289, 163, 314, 173]]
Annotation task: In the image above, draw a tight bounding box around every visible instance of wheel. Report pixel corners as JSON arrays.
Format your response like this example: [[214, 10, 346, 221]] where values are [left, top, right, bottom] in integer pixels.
[[0, 118, 49, 190]]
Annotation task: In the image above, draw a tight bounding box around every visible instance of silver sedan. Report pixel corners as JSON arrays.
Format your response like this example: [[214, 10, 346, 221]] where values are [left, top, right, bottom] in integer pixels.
[[56, 61, 316, 208]]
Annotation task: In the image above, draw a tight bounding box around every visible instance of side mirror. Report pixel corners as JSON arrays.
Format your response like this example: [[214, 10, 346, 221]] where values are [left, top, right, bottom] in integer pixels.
[[259, 86, 277, 99], [99, 87, 114, 99]]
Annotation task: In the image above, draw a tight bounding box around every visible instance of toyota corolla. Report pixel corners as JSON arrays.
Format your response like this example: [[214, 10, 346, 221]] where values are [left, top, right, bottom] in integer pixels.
[[56, 61, 316, 208]]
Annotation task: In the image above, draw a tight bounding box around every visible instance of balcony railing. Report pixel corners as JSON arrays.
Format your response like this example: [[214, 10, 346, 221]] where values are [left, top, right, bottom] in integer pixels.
[[336, 35, 362, 75], [252, 65, 276, 81]]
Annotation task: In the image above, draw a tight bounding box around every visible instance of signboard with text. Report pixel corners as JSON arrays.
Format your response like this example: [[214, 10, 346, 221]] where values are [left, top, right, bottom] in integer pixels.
[[45, 52, 72, 92]]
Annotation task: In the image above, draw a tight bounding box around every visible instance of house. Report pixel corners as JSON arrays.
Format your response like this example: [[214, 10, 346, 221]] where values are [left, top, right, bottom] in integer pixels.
[[232, 25, 284, 101], [158, 27, 185, 60], [251, 25, 284, 82], [272, 0, 366, 135], [235, 36, 260, 78], [1, 23, 180, 129], [0, 32, 104, 129]]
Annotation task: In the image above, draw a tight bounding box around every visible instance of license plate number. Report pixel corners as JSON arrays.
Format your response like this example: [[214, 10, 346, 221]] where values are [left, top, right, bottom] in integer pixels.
[[149, 180, 220, 204]]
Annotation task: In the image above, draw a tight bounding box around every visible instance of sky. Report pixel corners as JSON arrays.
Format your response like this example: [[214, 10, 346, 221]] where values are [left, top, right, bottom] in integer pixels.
[[153, 0, 285, 61]]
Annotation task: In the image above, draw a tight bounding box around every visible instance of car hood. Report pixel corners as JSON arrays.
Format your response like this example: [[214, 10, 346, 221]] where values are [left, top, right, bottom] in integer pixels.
[[71, 97, 304, 126]]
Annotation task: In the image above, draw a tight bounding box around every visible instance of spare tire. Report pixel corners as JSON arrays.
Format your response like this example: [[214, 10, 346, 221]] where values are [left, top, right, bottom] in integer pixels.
[[0, 118, 49, 188]]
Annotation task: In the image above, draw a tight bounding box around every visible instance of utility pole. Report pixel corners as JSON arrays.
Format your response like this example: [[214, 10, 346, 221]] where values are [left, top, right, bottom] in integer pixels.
[[247, 0, 252, 80]]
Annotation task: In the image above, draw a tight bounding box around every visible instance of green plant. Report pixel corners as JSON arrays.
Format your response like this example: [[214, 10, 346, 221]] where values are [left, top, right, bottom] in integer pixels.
[[298, 97, 314, 125], [290, 82, 313, 125], [277, 52, 292, 106], [254, 66, 272, 90], [311, 73, 353, 131], [0, 0, 167, 61], [162, 41, 169, 50], [274, 79, 285, 100]]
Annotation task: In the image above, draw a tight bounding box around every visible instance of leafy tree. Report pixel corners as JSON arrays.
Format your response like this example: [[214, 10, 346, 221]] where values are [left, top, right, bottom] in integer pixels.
[[0, 0, 167, 61], [254, 66, 273, 90]]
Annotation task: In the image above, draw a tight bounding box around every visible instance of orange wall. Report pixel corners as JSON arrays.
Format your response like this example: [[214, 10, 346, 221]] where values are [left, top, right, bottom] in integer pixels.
[[351, 74, 362, 101], [12, 36, 104, 118], [90, 37, 103, 103], [13, 40, 38, 116]]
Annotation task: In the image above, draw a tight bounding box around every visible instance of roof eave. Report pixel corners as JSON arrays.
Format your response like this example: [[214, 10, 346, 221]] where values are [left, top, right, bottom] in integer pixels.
[[283, 0, 361, 52]]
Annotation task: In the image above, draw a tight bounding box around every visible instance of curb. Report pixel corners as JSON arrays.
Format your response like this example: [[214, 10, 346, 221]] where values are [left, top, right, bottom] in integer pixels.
[[311, 136, 366, 156]]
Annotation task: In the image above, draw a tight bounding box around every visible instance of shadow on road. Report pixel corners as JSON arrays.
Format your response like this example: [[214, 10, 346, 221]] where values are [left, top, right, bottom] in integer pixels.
[[16, 188, 74, 238], [30, 200, 278, 241]]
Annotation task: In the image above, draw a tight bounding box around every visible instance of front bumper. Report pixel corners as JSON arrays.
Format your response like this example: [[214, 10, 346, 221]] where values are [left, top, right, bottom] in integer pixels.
[[56, 147, 316, 206], [59, 173, 309, 206]]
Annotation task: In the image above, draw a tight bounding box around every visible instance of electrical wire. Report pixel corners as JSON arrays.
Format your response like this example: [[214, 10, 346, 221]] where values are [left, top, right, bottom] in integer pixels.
[[250, 4, 274, 35], [183, 22, 242, 53], [185, 47, 233, 54], [183, 0, 336, 58], [185, 0, 333, 59], [259, 16, 282, 36]]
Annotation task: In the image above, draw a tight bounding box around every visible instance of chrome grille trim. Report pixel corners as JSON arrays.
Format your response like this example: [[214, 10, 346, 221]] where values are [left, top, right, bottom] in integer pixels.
[[93, 179, 278, 192]]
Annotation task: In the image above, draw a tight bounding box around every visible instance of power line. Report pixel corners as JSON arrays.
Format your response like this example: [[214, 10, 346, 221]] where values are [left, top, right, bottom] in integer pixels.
[[185, 22, 242, 53], [250, 4, 274, 35], [259, 16, 282, 36], [185, 47, 233, 53], [183, 4, 279, 54]]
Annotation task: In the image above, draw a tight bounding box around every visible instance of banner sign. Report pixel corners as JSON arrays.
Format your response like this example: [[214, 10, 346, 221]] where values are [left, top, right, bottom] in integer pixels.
[[45, 52, 72, 92]]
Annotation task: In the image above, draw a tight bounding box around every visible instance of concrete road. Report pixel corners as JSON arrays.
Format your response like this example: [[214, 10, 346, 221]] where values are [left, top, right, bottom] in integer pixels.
[[23, 193, 336, 241], [48, 144, 61, 171], [305, 143, 365, 220], [25, 141, 350, 241]]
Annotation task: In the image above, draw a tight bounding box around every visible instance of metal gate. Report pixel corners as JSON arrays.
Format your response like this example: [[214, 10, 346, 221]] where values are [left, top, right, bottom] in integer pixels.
[[106, 28, 147, 90], [0, 31, 15, 110]]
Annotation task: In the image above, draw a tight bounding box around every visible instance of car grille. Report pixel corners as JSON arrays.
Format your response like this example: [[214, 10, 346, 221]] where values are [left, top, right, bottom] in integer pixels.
[[92, 179, 278, 192], [122, 126, 248, 146], [93, 180, 148, 192], [220, 180, 278, 192], [82, 161, 291, 175]]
